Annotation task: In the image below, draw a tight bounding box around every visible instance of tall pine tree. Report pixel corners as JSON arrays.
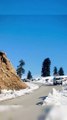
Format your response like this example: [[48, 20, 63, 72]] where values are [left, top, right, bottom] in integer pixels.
[[58, 67, 64, 76], [16, 60, 25, 78], [53, 66, 58, 76], [41, 58, 51, 77], [27, 71, 32, 80]]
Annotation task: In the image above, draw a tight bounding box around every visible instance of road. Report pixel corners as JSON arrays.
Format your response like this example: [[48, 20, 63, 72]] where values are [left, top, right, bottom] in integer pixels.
[[0, 84, 61, 120]]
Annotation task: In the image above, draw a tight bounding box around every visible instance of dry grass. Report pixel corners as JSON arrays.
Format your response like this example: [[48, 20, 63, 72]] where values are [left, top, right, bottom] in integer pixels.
[[0, 52, 27, 90]]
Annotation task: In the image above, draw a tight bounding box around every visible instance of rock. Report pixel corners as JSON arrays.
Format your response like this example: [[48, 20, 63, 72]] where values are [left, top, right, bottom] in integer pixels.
[[0, 51, 27, 90]]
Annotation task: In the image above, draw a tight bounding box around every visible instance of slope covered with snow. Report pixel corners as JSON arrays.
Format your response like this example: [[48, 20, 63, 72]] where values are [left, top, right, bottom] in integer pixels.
[[0, 82, 39, 102]]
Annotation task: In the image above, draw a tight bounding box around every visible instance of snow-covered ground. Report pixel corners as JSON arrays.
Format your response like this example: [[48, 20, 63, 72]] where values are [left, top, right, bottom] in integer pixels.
[[34, 76, 67, 86], [34, 76, 53, 85], [0, 82, 39, 102], [43, 85, 67, 120], [36, 76, 67, 120], [0, 105, 21, 112], [45, 106, 67, 120]]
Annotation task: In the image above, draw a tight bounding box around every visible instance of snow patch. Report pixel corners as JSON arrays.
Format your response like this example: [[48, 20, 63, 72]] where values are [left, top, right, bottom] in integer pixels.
[[34, 76, 53, 85], [0, 105, 21, 112], [43, 86, 67, 120], [0, 82, 39, 102], [46, 106, 67, 120]]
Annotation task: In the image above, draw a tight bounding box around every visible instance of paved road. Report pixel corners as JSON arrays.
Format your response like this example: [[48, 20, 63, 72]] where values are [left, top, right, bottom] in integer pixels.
[[0, 84, 61, 120]]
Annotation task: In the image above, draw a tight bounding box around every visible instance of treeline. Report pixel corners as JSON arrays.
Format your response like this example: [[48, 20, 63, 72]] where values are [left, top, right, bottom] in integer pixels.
[[16, 58, 64, 79], [41, 58, 64, 77]]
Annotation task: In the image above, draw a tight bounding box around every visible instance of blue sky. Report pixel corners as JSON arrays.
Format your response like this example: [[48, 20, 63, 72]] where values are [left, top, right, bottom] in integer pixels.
[[0, 0, 67, 77], [0, 0, 67, 15]]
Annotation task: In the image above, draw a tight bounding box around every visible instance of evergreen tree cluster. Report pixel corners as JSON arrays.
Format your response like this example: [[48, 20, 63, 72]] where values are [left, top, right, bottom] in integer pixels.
[[53, 66, 64, 76], [41, 58, 64, 77], [16, 57, 65, 79], [16, 59, 33, 80]]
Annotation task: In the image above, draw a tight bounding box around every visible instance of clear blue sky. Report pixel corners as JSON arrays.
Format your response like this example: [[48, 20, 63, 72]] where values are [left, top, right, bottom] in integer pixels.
[[0, 0, 67, 15], [0, 0, 67, 77]]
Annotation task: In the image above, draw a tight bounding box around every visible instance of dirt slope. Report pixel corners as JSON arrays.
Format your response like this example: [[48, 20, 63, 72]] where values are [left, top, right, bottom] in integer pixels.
[[0, 52, 27, 90]]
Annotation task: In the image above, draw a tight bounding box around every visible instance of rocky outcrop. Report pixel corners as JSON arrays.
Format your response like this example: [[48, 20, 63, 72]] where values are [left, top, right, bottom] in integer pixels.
[[0, 52, 27, 90]]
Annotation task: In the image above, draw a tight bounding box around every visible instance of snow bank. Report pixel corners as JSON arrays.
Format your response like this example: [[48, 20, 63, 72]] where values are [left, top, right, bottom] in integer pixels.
[[43, 88, 67, 120], [0, 82, 39, 102], [46, 106, 67, 120], [43, 88, 65, 106]]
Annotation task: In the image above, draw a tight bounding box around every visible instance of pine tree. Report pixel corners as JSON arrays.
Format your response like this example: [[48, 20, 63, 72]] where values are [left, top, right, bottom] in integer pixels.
[[53, 66, 58, 76], [58, 67, 64, 76], [27, 71, 32, 80], [41, 58, 51, 77], [16, 60, 25, 78]]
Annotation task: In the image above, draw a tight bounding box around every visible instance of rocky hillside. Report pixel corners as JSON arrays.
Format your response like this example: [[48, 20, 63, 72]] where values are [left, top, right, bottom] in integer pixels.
[[0, 52, 27, 90]]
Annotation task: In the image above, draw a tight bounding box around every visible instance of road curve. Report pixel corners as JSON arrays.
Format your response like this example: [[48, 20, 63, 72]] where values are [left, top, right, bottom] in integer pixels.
[[0, 84, 61, 120]]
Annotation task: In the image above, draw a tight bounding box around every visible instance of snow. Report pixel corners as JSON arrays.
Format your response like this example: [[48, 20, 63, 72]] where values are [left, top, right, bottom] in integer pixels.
[[0, 105, 21, 112], [45, 106, 67, 120], [43, 88, 67, 106], [0, 82, 39, 102], [34, 76, 67, 86], [26, 82, 39, 90], [43, 86, 67, 120], [34, 76, 53, 85]]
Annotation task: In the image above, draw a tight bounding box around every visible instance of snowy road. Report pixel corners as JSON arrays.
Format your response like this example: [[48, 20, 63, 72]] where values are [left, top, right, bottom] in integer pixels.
[[0, 84, 61, 120]]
